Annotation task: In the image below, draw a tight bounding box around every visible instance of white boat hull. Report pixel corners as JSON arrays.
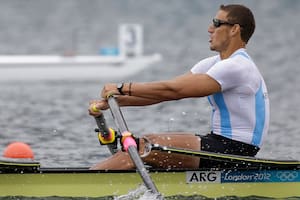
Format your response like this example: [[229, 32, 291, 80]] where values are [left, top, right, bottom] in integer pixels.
[[0, 54, 161, 81]]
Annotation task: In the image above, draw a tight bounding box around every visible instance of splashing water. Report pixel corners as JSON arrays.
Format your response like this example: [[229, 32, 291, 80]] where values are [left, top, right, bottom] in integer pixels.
[[114, 184, 163, 200]]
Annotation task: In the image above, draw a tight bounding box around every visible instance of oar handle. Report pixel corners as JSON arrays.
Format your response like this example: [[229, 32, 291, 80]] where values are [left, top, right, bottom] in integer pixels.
[[94, 114, 110, 137], [107, 96, 162, 198], [94, 112, 118, 154]]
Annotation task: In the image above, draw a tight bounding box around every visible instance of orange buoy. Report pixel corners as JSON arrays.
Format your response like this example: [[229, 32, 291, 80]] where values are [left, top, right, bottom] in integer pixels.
[[3, 142, 34, 159]]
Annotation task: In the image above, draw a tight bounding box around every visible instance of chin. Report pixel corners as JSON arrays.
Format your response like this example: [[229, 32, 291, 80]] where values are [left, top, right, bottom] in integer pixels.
[[210, 44, 220, 52]]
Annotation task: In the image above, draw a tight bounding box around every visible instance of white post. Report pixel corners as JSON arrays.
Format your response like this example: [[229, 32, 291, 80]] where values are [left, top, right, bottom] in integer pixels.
[[119, 24, 143, 57]]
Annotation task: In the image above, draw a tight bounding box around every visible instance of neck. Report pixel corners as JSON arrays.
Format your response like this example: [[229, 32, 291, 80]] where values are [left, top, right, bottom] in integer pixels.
[[220, 42, 246, 60]]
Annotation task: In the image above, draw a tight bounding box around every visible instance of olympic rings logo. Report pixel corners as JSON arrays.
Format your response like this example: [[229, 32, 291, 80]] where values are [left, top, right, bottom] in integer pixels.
[[276, 171, 298, 181]]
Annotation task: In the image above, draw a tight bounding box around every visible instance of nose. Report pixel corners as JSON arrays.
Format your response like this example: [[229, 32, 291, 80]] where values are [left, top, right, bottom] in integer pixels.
[[208, 24, 214, 33]]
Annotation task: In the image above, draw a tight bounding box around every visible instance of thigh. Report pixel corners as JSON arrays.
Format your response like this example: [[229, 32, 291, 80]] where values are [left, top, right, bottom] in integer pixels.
[[144, 132, 200, 148], [141, 132, 201, 169]]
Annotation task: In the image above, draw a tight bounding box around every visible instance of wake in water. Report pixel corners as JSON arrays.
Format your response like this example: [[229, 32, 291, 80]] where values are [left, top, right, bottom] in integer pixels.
[[114, 184, 163, 200]]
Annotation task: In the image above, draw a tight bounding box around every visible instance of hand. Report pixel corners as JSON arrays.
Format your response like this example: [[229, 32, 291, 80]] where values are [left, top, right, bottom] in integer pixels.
[[101, 83, 119, 99], [88, 99, 109, 117]]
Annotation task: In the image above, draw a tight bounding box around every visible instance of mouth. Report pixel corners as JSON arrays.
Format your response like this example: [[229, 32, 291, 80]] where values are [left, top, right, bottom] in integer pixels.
[[209, 34, 213, 43]]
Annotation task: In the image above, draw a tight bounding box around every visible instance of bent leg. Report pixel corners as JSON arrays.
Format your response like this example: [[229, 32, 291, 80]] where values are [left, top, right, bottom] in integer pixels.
[[142, 132, 200, 169], [90, 151, 134, 170], [90, 132, 201, 170]]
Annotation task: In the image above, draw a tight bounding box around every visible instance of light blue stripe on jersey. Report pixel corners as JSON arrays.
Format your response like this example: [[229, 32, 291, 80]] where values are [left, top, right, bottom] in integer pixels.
[[207, 96, 215, 132], [213, 93, 232, 138], [232, 51, 251, 60], [251, 83, 266, 146], [234, 51, 266, 146]]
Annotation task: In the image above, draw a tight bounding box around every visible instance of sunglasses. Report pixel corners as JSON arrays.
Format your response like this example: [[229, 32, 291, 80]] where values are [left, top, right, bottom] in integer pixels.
[[212, 18, 235, 28]]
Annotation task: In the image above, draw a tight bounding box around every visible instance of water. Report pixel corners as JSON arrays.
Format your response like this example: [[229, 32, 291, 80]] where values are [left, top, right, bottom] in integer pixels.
[[0, 0, 299, 199]]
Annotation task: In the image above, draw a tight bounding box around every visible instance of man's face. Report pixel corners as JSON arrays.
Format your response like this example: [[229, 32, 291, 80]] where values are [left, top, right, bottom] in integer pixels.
[[208, 10, 233, 52]]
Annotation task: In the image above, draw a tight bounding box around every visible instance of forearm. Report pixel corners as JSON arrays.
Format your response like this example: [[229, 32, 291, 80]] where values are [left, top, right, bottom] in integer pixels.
[[88, 96, 162, 116], [116, 95, 163, 107], [123, 81, 181, 101]]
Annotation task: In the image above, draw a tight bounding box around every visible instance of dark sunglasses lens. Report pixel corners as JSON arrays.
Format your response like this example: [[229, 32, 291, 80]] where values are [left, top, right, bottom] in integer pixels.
[[213, 19, 220, 27]]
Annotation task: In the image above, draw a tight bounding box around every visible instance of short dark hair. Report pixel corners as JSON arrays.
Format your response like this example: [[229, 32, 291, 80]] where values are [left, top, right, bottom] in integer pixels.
[[220, 4, 255, 43]]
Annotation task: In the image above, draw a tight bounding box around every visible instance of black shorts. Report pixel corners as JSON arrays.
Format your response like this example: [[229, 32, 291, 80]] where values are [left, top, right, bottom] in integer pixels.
[[197, 132, 260, 168]]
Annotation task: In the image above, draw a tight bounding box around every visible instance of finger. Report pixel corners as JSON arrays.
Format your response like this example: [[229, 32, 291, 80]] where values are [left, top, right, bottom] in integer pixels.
[[91, 104, 101, 113], [88, 106, 101, 117], [89, 100, 98, 105]]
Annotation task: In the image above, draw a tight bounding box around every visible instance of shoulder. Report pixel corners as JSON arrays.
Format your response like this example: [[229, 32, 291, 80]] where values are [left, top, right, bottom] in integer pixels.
[[191, 55, 220, 74], [207, 51, 259, 91], [213, 50, 255, 74]]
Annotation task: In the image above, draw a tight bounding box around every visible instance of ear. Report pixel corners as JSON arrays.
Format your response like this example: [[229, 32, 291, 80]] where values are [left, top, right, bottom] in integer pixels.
[[230, 24, 241, 37]]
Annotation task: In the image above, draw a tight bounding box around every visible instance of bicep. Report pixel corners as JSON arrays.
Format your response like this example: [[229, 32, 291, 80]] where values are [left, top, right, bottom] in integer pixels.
[[171, 73, 221, 98], [125, 72, 221, 102]]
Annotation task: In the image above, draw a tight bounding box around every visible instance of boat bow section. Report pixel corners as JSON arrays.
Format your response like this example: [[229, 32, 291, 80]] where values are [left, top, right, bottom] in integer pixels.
[[0, 158, 40, 173]]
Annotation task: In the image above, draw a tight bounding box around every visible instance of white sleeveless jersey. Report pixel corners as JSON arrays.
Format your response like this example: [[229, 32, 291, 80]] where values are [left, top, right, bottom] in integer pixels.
[[191, 48, 269, 147]]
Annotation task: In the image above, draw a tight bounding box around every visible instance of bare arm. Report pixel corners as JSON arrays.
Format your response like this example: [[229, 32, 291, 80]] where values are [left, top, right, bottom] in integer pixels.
[[102, 72, 221, 102], [89, 72, 220, 116]]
